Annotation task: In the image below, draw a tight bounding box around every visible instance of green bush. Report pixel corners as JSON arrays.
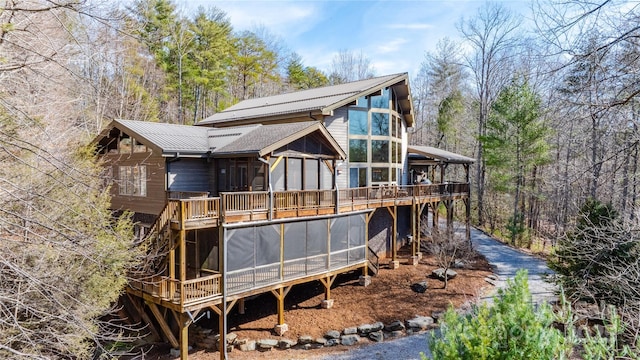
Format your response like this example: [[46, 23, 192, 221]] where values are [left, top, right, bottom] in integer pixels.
[[425, 269, 568, 360]]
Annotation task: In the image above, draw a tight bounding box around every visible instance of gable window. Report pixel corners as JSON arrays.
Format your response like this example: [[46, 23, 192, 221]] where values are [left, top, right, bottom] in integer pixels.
[[119, 165, 147, 196]]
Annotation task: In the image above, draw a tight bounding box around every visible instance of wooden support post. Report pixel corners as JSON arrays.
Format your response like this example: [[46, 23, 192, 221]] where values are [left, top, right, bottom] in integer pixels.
[[447, 200, 454, 230], [319, 275, 337, 300], [271, 286, 292, 335], [238, 298, 245, 315], [179, 313, 189, 360], [411, 203, 416, 257], [148, 303, 179, 349]]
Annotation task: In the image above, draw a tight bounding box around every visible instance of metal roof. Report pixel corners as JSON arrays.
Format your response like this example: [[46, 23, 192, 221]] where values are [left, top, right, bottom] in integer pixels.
[[408, 145, 475, 164], [114, 119, 210, 154], [197, 73, 414, 127], [100, 119, 345, 159]]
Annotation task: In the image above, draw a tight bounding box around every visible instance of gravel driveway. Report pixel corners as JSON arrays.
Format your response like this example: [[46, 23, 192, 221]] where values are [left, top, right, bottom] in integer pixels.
[[318, 227, 556, 360]]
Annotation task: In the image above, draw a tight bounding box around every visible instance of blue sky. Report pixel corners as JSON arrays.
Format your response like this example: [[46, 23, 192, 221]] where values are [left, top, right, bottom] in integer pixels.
[[179, 1, 532, 78]]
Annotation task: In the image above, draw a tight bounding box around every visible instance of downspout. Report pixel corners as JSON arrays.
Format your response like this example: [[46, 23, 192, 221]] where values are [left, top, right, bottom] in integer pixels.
[[258, 157, 273, 220]]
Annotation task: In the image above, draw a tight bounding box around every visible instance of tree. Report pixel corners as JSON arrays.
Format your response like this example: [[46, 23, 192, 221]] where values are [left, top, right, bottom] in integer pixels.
[[424, 225, 472, 289], [549, 199, 640, 342], [229, 30, 278, 100], [328, 49, 376, 84], [286, 52, 328, 90], [481, 76, 550, 245], [0, 1, 140, 357], [459, 2, 522, 227]]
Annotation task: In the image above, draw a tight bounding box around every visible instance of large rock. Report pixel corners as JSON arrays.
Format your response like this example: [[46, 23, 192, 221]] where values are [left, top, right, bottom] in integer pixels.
[[385, 320, 405, 332], [298, 335, 314, 345], [341, 334, 360, 346], [256, 339, 279, 351], [343, 327, 358, 335], [325, 338, 341, 347], [406, 315, 435, 330], [411, 281, 428, 293], [278, 339, 296, 350], [432, 268, 457, 281], [238, 340, 256, 352], [325, 330, 341, 339], [369, 330, 384, 342]]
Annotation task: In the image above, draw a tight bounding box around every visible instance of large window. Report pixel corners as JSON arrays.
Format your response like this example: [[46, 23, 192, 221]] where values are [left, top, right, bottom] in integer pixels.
[[371, 112, 389, 136], [119, 165, 146, 196], [371, 87, 389, 109], [349, 139, 367, 162], [348, 110, 367, 135], [349, 168, 367, 188], [372, 140, 389, 162]]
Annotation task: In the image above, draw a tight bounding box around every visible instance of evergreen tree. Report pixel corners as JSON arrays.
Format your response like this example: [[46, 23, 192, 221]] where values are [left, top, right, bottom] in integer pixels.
[[481, 76, 550, 244]]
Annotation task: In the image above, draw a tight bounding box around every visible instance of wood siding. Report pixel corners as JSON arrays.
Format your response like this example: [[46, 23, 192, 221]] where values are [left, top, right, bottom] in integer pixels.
[[105, 151, 167, 216], [323, 108, 349, 189], [168, 158, 210, 193]]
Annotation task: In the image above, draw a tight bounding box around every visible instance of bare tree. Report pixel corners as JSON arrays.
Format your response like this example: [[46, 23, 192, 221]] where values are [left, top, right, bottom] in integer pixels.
[[328, 49, 376, 84], [423, 224, 472, 289], [0, 1, 141, 357], [459, 2, 522, 227]]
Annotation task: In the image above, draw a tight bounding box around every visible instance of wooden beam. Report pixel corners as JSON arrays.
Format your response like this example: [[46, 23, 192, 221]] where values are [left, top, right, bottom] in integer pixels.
[[126, 294, 161, 342], [147, 302, 179, 349]]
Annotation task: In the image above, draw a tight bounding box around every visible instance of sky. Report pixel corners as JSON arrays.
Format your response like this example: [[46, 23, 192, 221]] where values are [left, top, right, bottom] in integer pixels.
[[179, 0, 533, 78]]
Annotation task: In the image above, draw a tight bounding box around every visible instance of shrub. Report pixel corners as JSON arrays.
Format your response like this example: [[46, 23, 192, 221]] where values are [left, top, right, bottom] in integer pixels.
[[425, 269, 568, 360]]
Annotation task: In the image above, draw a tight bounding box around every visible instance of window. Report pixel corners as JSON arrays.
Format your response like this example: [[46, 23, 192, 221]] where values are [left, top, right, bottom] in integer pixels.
[[349, 139, 367, 162], [371, 112, 389, 136], [372, 167, 389, 182], [119, 165, 147, 196], [371, 87, 389, 109], [372, 140, 389, 162], [348, 109, 368, 135], [349, 168, 367, 188]]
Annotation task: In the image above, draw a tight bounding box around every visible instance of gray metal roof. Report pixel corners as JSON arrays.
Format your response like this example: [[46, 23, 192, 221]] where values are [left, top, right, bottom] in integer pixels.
[[104, 119, 345, 158], [408, 145, 475, 164], [115, 119, 210, 154], [198, 73, 413, 126]]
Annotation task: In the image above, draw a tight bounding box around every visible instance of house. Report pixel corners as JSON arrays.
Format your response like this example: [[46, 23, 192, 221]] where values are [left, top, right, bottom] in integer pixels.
[[93, 73, 474, 359]]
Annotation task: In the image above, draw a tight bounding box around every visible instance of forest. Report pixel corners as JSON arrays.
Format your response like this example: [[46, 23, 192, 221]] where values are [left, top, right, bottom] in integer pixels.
[[0, 0, 639, 358]]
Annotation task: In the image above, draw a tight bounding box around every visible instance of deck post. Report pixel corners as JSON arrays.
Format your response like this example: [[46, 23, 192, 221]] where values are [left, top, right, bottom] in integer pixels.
[[179, 312, 189, 360], [465, 198, 471, 245], [386, 206, 399, 269], [271, 286, 291, 335], [319, 275, 336, 308]]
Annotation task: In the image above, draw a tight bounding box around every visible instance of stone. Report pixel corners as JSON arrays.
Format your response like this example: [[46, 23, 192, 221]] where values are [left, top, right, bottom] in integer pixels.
[[340, 334, 360, 346], [406, 315, 435, 330], [431, 311, 446, 322], [343, 327, 358, 335], [302, 343, 313, 350], [410, 281, 428, 293], [298, 335, 314, 345], [273, 323, 289, 336], [226, 332, 238, 344], [432, 268, 457, 281], [325, 330, 341, 339], [238, 340, 256, 352], [369, 330, 384, 342], [278, 339, 296, 349], [358, 323, 375, 334], [385, 320, 405, 332], [371, 321, 384, 332], [388, 330, 404, 338], [390, 260, 400, 269], [315, 337, 327, 346], [411, 256, 420, 266], [321, 299, 334, 309], [453, 259, 466, 269], [325, 338, 341, 347], [169, 347, 192, 357], [359, 275, 371, 287], [257, 339, 278, 351]]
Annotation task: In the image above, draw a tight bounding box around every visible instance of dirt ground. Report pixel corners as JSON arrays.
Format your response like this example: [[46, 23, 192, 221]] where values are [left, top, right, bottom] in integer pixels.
[[154, 253, 493, 359]]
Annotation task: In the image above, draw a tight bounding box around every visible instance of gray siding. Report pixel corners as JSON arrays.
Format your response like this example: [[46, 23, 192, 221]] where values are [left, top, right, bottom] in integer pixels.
[[324, 108, 349, 189], [167, 158, 210, 192]]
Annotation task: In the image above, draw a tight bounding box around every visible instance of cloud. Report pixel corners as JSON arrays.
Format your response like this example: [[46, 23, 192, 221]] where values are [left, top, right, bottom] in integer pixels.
[[377, 38, 409, 54], [388, 23, 434, 30]]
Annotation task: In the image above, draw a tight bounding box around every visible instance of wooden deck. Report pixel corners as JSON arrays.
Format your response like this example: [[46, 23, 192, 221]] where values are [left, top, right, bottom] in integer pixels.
[[130, 182, 470, 312], [172, 183, 469, 229]]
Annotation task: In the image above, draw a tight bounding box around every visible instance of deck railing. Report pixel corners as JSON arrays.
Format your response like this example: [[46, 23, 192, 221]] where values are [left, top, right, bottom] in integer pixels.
[[129, 272, 222, 306], [182, 197, 219, 221]]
